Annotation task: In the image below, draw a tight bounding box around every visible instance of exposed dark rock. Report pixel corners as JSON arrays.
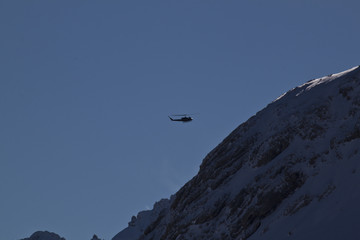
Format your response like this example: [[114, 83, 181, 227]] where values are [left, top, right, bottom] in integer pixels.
[[112, 66, 360, 240]]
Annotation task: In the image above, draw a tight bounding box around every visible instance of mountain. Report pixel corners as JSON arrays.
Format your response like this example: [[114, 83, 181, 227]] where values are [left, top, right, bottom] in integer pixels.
[[20, 232, 103, 240], [20, 231, 66, 240], [113, 66, 360, 240], [90, 234, 102, 240]]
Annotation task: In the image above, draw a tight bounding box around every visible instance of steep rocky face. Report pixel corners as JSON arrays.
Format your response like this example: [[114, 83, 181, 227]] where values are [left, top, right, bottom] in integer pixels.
[[20, 231, 66, 240], [113, 66, 360, 240]]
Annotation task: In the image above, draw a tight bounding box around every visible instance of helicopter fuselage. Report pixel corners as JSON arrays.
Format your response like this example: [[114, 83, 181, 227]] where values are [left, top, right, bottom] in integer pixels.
[[168, 116, 193, 122]]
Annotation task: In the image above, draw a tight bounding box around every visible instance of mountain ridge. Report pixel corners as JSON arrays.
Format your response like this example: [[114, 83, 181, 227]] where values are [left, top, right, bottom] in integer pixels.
[[20, 231, 66, 240], [113, 65, 360, 240]]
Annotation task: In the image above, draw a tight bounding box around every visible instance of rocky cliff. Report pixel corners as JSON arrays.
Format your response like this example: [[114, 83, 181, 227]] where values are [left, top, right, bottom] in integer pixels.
[[113, 66, 360, 240]]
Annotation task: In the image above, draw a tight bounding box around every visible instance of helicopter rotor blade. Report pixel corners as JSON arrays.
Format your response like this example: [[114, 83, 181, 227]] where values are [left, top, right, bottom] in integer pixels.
[[170, 113, 198, 116]]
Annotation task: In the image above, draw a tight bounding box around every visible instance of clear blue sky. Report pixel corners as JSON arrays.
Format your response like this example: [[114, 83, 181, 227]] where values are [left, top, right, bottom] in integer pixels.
[[1, 1, 359, 239]]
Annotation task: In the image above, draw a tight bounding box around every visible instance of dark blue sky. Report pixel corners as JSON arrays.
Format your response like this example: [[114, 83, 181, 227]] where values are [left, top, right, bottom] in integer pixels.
[[1, 1, 359, 239]]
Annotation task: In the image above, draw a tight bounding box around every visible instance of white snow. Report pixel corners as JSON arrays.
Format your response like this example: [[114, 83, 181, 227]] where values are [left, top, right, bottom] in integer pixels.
[[112, 65, 360, 240]]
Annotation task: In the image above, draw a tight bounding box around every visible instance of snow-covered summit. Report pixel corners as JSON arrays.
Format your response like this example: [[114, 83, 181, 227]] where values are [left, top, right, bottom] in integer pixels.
[[113, 65, 360, 240]]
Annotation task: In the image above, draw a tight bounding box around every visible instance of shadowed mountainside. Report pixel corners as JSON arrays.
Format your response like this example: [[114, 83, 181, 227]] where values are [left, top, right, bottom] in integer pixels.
[[113, 66, 360, 240]]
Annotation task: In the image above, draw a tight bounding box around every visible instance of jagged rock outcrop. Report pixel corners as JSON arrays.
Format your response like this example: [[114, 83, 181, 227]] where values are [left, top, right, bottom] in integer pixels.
[[113, 66, 360, 240]]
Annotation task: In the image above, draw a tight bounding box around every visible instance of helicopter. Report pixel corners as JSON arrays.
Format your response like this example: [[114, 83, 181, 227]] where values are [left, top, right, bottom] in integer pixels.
[[168, 114, 194, 122]]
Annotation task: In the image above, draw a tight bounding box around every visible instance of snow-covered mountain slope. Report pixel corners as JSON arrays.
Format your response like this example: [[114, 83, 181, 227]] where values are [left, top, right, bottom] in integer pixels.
[[20, 231, 66, 240], [113, 66, 360, 240]]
